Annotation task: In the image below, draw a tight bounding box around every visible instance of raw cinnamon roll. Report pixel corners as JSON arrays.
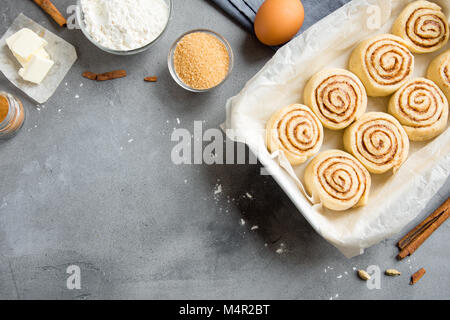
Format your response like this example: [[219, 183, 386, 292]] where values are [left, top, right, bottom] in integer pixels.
[[427, 50, 450, 102], [392, 0, 449, 54], [389, 78, 448, 141], [304, 150, 371, 211], [349, 34, 414, 97], [266, 104, 324, 165], [304, 69, 368, 130], [343, 112, 410, 174]]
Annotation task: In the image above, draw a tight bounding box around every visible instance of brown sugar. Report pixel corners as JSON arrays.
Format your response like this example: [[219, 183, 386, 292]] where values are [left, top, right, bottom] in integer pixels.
[[0, 95, 8, 123], [173, 32, 230, 90]]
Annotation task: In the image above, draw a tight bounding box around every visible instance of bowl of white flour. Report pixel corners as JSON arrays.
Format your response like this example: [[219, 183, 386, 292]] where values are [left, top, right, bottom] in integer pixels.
[[77, 0, 172, 55]]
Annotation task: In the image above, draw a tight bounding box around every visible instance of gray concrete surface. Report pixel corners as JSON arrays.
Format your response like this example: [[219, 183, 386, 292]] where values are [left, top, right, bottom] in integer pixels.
[[0, 0, 449, 300]]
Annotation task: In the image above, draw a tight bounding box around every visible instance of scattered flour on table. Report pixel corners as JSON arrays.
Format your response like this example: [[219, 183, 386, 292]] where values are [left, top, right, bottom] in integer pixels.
[[276, 243, 286, 254], [81, 0, 169, 51], [214, 184, 222, 195]]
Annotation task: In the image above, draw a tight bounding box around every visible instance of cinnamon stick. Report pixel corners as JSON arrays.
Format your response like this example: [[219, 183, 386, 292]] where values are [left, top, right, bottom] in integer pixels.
[[82, 72, 97, 81], [82, 70, 127, 81], [32, 0, 67, 27], [96, 70, 127, 81], [144, 76, 158, 82], [397, 197, 450, 260], [410, 268, 426, 285]]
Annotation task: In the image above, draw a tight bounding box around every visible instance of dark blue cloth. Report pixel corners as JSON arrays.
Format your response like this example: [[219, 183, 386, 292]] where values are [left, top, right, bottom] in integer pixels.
[[209, 0, 351, 38]]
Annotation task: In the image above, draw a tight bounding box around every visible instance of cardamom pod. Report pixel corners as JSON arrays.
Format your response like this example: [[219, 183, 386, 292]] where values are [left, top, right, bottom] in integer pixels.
[[357, 270, 371, 281], [385, 269, 401, 276]]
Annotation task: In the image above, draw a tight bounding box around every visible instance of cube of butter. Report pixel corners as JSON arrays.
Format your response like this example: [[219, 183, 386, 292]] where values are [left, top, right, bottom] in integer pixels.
[[18, 54, 54, 84], [13, 47, 50, 68], [5, 28, 30, 48], [6, 28, 47, 60]]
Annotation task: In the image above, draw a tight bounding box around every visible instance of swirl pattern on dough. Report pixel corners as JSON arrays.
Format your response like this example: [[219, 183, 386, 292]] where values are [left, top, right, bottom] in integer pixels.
[[427, 50, 450, 101], [365, 39, 413, 87], [266, 104, 324, 165], [444, 60, 450, 84], [304, 150, 371, 211], [343, 112, 410, 174], [349, 34, 414, 97], [304, 69, 367, 130], [392, 1, 449, 53], [389, 78, 448, 141]]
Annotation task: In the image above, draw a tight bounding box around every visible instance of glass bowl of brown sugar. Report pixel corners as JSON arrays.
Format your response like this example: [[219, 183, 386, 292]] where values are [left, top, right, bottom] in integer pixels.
[[168, 29, 234, 92]]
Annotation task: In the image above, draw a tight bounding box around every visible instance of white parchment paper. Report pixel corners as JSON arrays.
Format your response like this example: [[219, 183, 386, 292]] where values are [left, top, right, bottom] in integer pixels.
[[0, 14, 77, 104], [224, 0, 450, 258]]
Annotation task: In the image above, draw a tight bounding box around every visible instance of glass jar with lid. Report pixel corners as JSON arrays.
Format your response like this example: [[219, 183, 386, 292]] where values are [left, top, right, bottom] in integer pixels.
[[0, 91, 25, 139]]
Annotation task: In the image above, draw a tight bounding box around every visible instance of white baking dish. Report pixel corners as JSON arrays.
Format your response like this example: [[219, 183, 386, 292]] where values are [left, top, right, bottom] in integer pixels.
[[224, 0, 450, 257]]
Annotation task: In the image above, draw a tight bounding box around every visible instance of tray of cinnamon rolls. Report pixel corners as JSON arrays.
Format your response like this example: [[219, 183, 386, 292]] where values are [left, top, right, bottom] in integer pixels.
[[225, 0, 450, 257]]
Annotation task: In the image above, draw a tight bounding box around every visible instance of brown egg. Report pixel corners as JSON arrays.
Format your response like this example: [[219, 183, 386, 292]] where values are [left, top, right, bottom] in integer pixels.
[[254, 0, 305, 46]]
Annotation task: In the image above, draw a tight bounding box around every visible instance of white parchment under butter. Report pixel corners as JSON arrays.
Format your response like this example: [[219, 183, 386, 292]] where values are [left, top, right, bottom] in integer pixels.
[[0, 14, 77, 104], [224, 0, 450, 258]]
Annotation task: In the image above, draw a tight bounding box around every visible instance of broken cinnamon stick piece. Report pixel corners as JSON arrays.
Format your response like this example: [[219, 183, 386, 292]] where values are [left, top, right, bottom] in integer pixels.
[[397, 197, 449, 260], [32, 0, 67, 27], [82, 72, 97, 81], [410, 268, 426, 285], [144, 76, 158, 82], [82, 70, 127, 81], [97, 70, 127, 81]]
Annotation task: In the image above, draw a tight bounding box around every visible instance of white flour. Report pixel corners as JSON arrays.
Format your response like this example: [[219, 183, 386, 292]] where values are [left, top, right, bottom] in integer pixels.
[[81, 0, 169, 51]]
